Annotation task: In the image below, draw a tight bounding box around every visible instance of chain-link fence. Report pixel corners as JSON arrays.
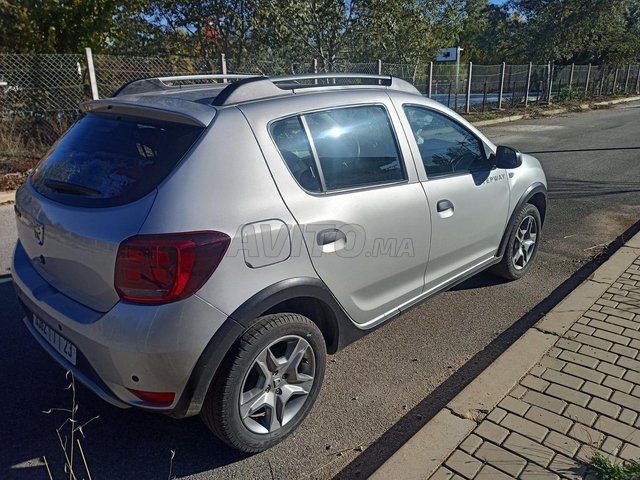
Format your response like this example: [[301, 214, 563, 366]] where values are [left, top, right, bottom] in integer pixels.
[[0, 54, 86, 164], [3, 52, 640, 117], [2, 51, 638, 176], [93, 54, 217, 98], [2, 52, 640, 166]]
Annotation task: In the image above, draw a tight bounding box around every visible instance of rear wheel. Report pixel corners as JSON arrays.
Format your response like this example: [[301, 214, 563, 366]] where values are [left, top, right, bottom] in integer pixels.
[[201, 313, 326, 452], [492, 203, 541, 280]]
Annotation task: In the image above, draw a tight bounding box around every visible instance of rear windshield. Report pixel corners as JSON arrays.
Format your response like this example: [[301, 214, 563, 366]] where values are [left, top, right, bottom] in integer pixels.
[[31, 113, 204, 207]]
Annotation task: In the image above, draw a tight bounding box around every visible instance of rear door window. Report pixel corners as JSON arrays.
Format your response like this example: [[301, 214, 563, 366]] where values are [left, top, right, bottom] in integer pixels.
[[270, 105, 406, 193], [270, 116, 322, 193], [305, 106, 405, 190], [31, 113, 203, 207]]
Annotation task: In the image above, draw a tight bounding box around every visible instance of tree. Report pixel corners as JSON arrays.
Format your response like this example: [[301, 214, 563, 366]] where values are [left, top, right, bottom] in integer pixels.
[[510, 0, 640, 64], [252, 0, 358, 70], [350, 0, 467, 64], [0, 0, 120, 53], [458, 1, 527, 63]]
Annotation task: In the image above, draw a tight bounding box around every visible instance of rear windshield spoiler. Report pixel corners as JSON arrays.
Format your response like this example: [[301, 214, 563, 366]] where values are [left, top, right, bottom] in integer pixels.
[[81, 99, 215, 127]]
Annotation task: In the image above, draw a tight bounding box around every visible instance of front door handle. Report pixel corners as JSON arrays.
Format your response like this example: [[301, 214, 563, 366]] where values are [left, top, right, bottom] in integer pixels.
[[317, 228, 347, 246]]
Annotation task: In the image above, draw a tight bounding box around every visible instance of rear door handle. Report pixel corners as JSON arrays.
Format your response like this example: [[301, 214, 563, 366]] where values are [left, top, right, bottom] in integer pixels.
[[437, 200, 454, 212], [317, 228, 347, 246]]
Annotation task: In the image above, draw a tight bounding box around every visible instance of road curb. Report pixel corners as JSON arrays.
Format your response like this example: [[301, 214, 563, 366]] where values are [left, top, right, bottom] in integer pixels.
[[472, 115, 524, 127], [0, 190, 16, 204], [469, 95, 640, 127], [593, 95, 640, 106], [371, 230, 640, 480]]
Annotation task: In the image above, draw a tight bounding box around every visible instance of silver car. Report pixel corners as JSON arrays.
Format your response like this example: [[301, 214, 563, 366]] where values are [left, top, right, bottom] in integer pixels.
[[12, 73, 547, 452]]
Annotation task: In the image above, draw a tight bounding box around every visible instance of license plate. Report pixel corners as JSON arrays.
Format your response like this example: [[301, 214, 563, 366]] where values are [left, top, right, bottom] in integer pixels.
[[33, 314, 77, 366]]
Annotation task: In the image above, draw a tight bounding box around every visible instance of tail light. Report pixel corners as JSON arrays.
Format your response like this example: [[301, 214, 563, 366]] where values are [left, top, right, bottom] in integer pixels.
[[115, 231, 230, 304]]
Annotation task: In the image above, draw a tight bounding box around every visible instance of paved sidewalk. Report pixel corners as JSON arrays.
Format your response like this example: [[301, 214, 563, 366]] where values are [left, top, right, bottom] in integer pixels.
[[373, 234, 640, 480]]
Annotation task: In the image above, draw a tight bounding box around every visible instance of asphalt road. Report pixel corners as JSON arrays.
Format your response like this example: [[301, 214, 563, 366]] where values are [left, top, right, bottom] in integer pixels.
[[2, 101, 640, 480]]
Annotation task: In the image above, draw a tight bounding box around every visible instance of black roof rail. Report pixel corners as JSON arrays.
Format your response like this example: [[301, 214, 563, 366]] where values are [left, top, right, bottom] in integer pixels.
[[112, 74, 255, 97], [212, 73, 420, 105]]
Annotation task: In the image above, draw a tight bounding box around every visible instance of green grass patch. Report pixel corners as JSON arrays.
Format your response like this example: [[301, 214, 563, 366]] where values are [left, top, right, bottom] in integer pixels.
[[590, 453, 640, 480]]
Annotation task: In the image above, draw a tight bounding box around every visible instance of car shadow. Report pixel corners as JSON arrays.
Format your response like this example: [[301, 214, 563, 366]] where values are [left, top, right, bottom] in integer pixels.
[[0, 276, 250, 480], [334, 217, 640, 479], [450, 270, 509, 291]]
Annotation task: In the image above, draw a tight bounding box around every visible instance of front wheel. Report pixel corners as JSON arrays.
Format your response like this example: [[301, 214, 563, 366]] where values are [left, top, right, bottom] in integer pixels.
[[492, 203, 542, 280], [201, 313, 326, 453]]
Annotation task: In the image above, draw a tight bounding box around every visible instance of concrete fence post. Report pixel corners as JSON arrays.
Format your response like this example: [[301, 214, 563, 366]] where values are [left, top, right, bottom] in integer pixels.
[[547, 62, 553, 104], [585, 63, 591, 96], [636, 64, 640, 94], [612, 67, 619, 95], [569, 63, 575, 88], [465, 62, 473, 114], [313, 58, 318, 84], [220, 53, 227, 81], [85, 47, 99, 100], [624, 64, 631, 93], [498, 62, 506, 109], [428, 61, 433, 98], [377, 59, 382, 75], [525, 62, 532, 107]]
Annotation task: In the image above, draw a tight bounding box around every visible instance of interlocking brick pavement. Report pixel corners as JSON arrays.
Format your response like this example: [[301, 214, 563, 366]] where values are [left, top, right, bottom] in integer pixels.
[[431, 257, 640, 479]]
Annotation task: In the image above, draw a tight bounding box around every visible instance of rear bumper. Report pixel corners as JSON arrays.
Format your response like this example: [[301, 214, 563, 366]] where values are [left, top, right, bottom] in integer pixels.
[[18, 294, 131, 410], [12, 240, 235, 417]]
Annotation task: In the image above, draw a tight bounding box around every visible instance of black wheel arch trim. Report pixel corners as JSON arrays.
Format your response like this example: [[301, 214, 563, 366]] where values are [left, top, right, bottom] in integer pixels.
[[227, 277, 369, 353], [172, 277, 367, 418], [497, 182, 547, 259]]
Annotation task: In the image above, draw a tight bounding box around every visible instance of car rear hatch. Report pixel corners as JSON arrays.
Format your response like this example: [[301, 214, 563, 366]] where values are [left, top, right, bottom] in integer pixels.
[[15, 108, 206, 312]]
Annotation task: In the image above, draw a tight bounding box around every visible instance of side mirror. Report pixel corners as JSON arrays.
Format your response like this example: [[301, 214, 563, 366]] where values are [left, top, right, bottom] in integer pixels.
[[494, 145, 522, 169]]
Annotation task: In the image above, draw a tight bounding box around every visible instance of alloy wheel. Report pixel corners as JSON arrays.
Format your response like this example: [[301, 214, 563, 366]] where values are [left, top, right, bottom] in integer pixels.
[[512, 214, 538, 270], [239, 335, 316, 434]]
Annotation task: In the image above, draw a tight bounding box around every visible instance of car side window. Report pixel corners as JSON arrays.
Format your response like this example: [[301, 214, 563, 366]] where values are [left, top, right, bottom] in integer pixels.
[[304, 106, 406, 190], [270, 116, 322, 192], [403, 106, 490, 178]]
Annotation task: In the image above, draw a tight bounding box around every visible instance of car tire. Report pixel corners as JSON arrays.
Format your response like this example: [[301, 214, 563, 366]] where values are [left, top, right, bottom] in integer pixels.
[[491, 203, 542, 281], [201, 313, 326, 453]]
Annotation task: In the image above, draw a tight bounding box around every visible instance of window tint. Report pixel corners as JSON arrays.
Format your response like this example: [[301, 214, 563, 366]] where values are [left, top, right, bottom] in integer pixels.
[[404, 106, 489, 178], [31, 113, 203, 207], [270, 116, 322, 192], [305, 106, 405, 190]]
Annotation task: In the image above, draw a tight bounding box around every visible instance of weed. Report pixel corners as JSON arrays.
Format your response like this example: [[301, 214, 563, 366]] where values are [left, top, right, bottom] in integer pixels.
[[589, 452, 640, 480]]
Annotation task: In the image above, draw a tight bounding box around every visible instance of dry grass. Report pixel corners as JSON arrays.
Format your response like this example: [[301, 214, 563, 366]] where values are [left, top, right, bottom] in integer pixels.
[[42, 371, 98, 480], [42, 371, 178, 479], [0, 115, 75, 191]]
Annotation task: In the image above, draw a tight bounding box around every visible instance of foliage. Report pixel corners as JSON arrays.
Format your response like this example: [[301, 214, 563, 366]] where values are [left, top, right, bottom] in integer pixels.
[[589, 453, 640, 480], [509, 0, 640, 64], [349, 0, 460, 63], [0, 0, 120, 53], [558, 87, 582, 102], [1, 0, 639, 65]]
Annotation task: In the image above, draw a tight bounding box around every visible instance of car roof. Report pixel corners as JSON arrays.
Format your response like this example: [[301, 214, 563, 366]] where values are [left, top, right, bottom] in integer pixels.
[[80, 74, 424, 127]]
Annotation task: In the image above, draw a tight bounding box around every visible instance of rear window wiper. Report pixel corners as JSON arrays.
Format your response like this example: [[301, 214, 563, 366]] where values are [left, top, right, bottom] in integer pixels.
[[42, 179, 102, 196]]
